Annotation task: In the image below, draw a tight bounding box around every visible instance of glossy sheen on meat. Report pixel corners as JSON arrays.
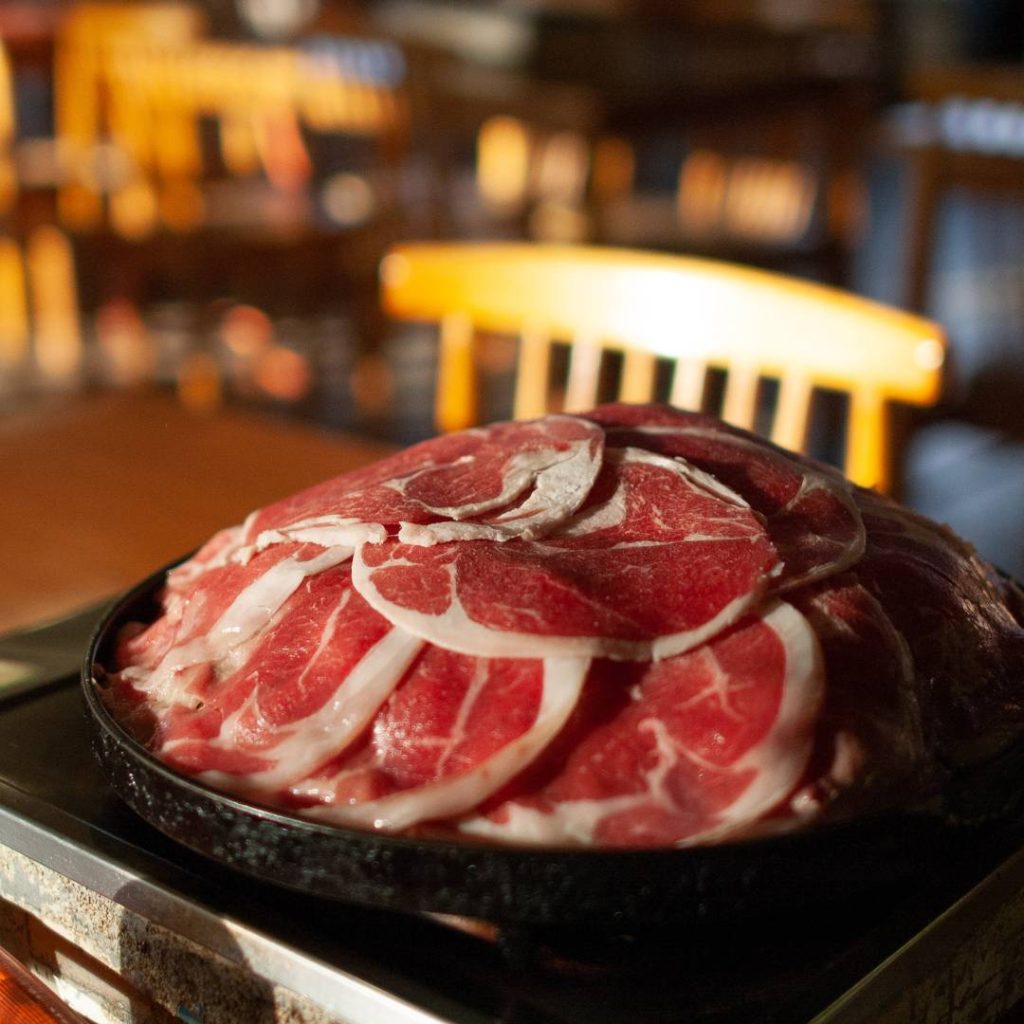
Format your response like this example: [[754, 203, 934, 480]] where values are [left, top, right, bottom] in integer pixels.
[[117, 543, 352, 709], [601, 425, 864, 591], [232, 415, 604, 553], [290, 648, 588, 831], [108, 402, 1024, 850], [155, 571, 422, 788], [460, 601, 822, 847], [351, 447, 780, 660]]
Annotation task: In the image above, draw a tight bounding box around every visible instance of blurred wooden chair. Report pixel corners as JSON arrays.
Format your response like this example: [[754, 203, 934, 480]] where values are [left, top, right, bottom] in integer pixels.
[[55, 3, 408, 227], [380, 242, 945, 492], [898, 64, 1024, 314], [54, 2, 207, 231]]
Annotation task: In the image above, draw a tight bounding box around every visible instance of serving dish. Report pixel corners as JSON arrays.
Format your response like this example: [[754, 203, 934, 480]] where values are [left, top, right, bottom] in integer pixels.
[[81, 556, 1024, 933]]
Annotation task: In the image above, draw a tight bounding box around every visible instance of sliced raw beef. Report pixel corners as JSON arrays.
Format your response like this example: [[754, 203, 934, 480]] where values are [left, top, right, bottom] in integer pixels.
[[587, 401, 847, 482], [789, 578, 927, 818], [234, 415, 603, 554], [352, 447, 779, 661], [854, 490, 1024, 766], [107, 400, 1024, 851], [153, 571, 422, 790], [290, 649, 588, 831], [116, 543, 351, 709], [460, 601, 822, 847], [601, 424, 864, 590], [166, 520, 251, 592]]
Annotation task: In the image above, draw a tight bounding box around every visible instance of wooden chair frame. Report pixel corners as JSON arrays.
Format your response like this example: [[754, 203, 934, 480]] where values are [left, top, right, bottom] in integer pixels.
[[380, 242, 946, 492]]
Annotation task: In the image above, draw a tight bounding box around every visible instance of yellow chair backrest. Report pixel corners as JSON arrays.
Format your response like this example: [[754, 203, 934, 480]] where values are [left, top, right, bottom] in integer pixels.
[[380, 242, 946, 493]]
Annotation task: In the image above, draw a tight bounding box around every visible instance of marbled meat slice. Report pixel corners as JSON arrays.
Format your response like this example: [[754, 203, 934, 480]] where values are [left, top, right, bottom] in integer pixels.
[[233, 414, 603, 554], [351, 447, 780, 661], [590, 406, 863, 591], [152, 569, 423, 790], [586, 401, 846, 481], [115, 543, 352, 710], [166, 520, 250, 593], [290, 648, 588, 831], [460, 601, 823, 847], [789, 577, 927, 819]]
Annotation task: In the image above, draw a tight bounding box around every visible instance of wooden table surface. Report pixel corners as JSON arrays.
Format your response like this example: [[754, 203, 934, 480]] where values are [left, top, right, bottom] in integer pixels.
[[0, 389, 397, 634]]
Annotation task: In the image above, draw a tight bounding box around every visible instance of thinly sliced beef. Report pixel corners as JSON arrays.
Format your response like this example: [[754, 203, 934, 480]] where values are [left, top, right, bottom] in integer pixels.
[[587, 401, 847, 481], [154, 571, 423, 789], [352, 448, 779, 661], [236, 415, 603, 554], [166, 521, 250, 592], [107, 401, 1024, 850], [117, 543, 351, 708], [790, 578, 927, 818], [290, 649, 588, 831], [854, 491, 1024, 766], [460, 601, 822, 847], [598, 423, 864, 591]]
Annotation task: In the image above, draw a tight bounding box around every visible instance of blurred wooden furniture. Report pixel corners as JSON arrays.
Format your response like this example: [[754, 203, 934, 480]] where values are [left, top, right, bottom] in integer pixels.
[[54, 2, 410, 240], [899, 64, 1024, 314], [0, 389, 397, 634], [381, 242, 945, 492], [54, 2, 208, 231], [96, 35, 410, 239]]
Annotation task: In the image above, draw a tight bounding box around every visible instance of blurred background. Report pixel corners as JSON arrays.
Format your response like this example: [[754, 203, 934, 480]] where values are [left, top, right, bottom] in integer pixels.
[[2, 0, 1024, 571]]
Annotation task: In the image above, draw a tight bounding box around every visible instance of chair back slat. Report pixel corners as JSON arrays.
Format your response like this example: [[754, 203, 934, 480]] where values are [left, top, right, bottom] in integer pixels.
[[513, 328, 553, 420], [721, 363, 760, 431], [669, 357, 707, 411], [619, 349, 658, 404], [381, 243, 945, 491], [564, 337, 603, 413], [770, 373, 814, 452]]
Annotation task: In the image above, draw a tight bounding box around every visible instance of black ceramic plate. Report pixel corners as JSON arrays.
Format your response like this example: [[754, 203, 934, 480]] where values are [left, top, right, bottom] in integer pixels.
[[80, 559, 1024, 931]]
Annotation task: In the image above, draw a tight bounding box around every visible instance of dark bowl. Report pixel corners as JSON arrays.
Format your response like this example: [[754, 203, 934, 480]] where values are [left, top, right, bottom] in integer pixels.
[[80, 557, 1024, 932]]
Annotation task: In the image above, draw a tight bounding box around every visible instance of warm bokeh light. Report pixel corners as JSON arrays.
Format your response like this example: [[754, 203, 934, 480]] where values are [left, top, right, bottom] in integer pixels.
[[27, 227, 82, 384], [220, 304, 274, 358], [177, 350, 222, 412], [477, 116, 530, 211], [534, 130, 588, 206], [96, 298, 156, 386], [321, 172, 376, 227], [255, 343, 312, 401], [0, 238, 28, 370]]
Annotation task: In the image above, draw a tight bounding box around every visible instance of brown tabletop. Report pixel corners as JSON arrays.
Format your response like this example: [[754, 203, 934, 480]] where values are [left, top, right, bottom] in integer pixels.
[[0, 389, 398, 634]]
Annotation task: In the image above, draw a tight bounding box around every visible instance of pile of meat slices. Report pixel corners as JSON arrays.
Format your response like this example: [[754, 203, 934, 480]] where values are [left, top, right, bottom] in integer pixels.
[[109, 403, 1024, 849]]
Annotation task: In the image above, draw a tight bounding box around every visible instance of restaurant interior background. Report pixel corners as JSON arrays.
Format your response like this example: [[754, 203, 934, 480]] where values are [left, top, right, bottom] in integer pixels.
[[1, 0, 1023, 574]]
